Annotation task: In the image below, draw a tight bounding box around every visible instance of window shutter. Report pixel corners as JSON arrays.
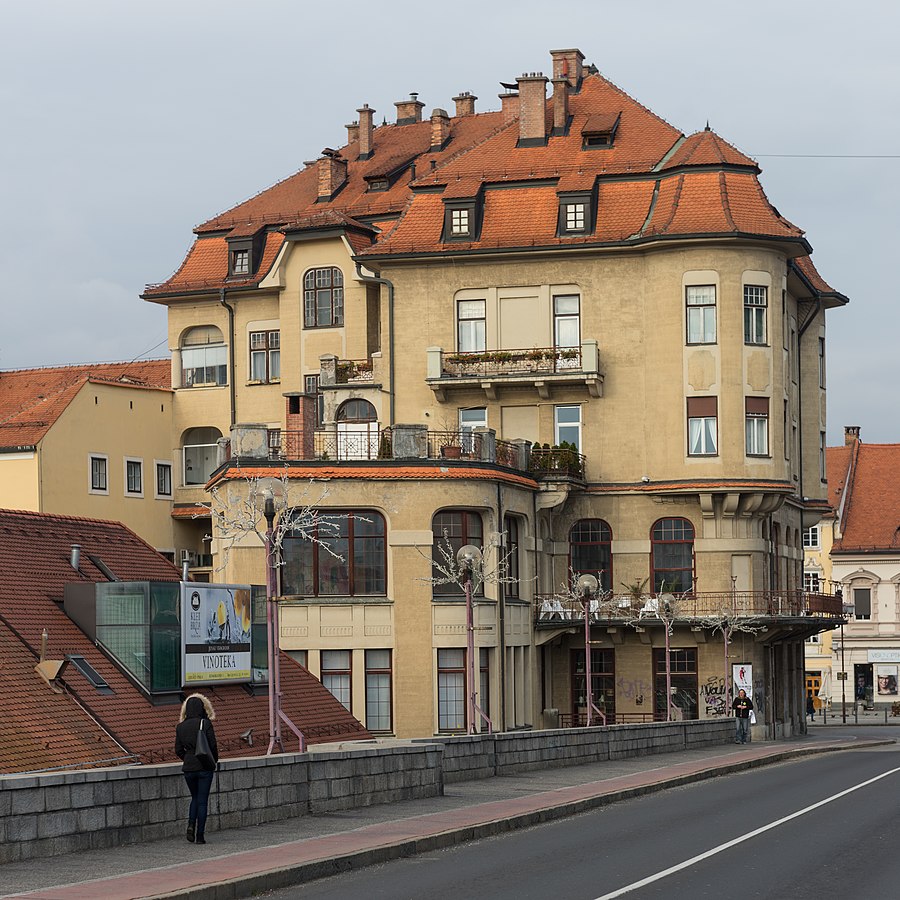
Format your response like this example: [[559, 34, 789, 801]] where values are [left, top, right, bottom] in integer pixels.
[[745, 397, 769, 415], [687, 396, 717, 417]]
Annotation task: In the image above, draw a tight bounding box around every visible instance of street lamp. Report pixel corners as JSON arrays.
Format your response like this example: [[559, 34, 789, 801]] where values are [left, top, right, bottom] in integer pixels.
[[576, 573, 605, 727], [836, 586, 847, 724], [457, 544, 492, 735]]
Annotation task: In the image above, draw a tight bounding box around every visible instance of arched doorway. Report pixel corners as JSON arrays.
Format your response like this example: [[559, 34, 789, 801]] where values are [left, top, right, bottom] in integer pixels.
[[336, 399, 378, 459]]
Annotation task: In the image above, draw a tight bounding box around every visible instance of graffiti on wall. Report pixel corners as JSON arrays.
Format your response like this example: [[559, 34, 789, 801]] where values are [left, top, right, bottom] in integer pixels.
[[701, 675, 727, 717], [616, 677, 652, 705]]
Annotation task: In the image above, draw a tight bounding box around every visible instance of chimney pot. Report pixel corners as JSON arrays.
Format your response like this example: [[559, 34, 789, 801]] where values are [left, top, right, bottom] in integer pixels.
[[844, 425, 861, 445], [357, 104, 376, 159], [453, 92, 477, 117], [70, 544, 81, 571], [395, 94, 425, 124]]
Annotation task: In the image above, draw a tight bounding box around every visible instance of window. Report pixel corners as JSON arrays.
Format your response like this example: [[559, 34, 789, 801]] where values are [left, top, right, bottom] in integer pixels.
[[743, 285, 767, 345], [336, 399, 378, 460], [281, 510, 386, 597], [569, 519, 612, 591], [654, 648, 698, 720], [504, 515, 520, 597], [457, 300, 486, 352], [479, 648, 490, 727], [432, 510, 483, 597], [267, 429, 282, 458], [365, 649, 392, 732], [571, 649, 615, 723], [181, 325, 227, 387], [155, 462, 173, 498], [852, 588, 871, 621], [804, 571, 821, 593], [451, 208, 470, 236], [745, 397, 769, 456], [686, 285, 716, 344], [459, 407, 487, 454], [820, 432, 827, 481], [304, 374, 325, 426], [230, 249, 250, 275], [250, 330, 280, 382], [321, 650, 351, 710], [651, 518, 694, 594], [555, 405, 582, 450], [182, 427, 223, 486], [89, 454, 108, 494], [564, 203, 585, 232], [803, 526, 820, 549], [304, 267, 344, 328], [125, 458, 143, 496], [818, 337, 826, 389], [554, 295, 580, 350], [437, 648, 466, 731], [687, 397, 717, 456]]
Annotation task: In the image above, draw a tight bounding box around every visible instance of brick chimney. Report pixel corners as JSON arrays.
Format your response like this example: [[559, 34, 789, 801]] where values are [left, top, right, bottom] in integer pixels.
[[395, 92, 425, 125], [516, 73, 549, 145], [357, 104, 375, 160], [453, 91, 477, 117], [430, 108, 451, 150], [498, 90, 519, 123], [346, 120, 359, 144], [551, 76, 569, 134], [844, 425, 861, 446], [317, 149, 347, 201], [550, 48, 585, 89]]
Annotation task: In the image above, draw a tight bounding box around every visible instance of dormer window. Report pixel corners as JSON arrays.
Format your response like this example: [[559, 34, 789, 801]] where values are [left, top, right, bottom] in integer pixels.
[[581, 112, 620, 150], [451, 209, 470, 236], [231, 249, 250, 275], [558, 191, 594, 236], [564, 203, 586, 232], [368, 178, 390, 192]]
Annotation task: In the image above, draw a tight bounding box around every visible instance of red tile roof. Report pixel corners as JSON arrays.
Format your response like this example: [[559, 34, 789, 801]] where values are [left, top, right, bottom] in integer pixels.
[[0, 361, 171, 449], [145, 56, 841, 300], [829, 442, 900, 552], [0, 509, 368, 771]]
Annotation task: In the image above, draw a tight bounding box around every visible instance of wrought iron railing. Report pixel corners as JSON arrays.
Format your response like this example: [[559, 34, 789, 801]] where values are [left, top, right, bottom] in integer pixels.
[[441, 346, 581, 378], [535, 590, 843, 623], [335, 359, 374, 384], [529, 446, 586, 479]]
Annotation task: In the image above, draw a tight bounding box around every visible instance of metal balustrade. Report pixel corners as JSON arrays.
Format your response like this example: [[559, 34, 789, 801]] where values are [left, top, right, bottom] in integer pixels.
[[441, 345, 581, 377]]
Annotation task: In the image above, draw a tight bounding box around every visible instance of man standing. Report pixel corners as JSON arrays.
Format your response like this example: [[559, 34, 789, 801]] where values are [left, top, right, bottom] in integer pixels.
[[733, 688, 753, 744]]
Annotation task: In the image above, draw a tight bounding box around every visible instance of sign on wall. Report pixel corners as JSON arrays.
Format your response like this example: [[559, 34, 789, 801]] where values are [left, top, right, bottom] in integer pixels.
[[181, 583, 252, 684], [732, 663, 753, 699], [868, 649, 900, 664]]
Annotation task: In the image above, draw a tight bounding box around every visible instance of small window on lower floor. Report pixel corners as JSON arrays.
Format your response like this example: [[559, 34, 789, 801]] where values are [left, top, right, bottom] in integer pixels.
[[365, 649, 392, 732], [155, 462, 172, 498], [745, 397, 769, 456], [321, 650, 352, 710], [89, 454, 108, 493], [125, 458, 143, 496], [437, 648, 466, 732]]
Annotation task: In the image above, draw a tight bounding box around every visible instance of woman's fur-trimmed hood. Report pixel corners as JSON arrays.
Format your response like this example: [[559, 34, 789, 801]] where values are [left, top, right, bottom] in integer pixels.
[[179, 693, 216, 722]]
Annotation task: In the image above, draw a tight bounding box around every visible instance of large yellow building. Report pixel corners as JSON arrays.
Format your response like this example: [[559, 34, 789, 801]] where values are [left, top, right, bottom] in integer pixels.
[[144, 48, 846, 738]]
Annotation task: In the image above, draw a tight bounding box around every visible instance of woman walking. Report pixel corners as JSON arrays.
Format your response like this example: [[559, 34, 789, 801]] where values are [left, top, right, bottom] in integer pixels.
[[175, 693, 218, 844]]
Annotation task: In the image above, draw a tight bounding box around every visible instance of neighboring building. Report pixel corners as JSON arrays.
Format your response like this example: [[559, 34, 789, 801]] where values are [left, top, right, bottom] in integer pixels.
[[802, 509, 837, 711], [0, 508, 368, 774], [143, 47, 846, 739], [825, 427, 900, 713], [0, 362, 177, 558]]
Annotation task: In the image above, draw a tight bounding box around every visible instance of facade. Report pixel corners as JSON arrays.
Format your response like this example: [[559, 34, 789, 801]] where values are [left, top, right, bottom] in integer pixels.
[[825, 428, 900, 713], [144, 48, 846, 738], [802, 508, 836, 712], [0, 508, 368, 773], [0, 362, 177, 557]]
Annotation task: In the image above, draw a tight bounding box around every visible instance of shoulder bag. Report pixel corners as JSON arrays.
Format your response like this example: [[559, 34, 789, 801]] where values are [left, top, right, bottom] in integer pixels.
[[195, 719, 216, 770]]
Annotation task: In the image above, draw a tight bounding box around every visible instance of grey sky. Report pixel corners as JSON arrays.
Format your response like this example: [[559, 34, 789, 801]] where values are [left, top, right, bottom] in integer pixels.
[[1, 0, 897, 444]]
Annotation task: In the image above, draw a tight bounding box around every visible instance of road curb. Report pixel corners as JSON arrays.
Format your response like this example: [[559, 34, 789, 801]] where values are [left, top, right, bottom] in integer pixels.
[[141, 739, 892, 900]]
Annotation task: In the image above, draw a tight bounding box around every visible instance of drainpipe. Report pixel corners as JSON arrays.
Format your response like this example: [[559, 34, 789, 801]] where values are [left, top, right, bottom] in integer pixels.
[[496, 481, 506, 731], [219, 288, 236, 428], [354, 263, 395, 425]]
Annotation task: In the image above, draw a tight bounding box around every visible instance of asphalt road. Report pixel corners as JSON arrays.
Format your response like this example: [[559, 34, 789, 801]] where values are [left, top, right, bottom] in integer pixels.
[[261, 736, 900, 900]]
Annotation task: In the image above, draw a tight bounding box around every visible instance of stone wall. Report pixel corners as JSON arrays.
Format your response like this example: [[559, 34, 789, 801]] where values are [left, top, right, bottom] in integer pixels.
[[0, 720, 731, 863]]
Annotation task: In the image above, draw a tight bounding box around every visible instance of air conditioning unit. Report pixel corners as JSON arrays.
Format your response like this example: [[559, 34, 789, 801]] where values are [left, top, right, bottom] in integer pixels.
[[180, 550, 196, 566]]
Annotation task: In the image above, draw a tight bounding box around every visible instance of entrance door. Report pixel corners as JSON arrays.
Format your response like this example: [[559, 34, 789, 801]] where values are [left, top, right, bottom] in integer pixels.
[[806, 672, 822, 711], [854, 663, 873, 708], [336, 399, 378, 460]]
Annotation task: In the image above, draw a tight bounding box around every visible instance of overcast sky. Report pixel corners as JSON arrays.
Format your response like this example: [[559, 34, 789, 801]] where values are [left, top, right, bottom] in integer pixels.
[[1, 0, 897, 444]]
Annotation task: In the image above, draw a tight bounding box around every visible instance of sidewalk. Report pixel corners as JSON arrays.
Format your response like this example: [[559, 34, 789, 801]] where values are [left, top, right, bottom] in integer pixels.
[[2, 733, 892, 900]]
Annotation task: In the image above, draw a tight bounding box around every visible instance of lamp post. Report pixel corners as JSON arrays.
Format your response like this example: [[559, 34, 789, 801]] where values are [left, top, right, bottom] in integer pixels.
[[837, 586, 847, 724], [576, 573, 605, 727], [457, 544, 492, 735]]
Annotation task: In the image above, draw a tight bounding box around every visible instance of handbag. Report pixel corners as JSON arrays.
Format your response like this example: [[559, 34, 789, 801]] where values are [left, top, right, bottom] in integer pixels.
[[195, 719, 215, 770], [749, 710, 757, 725]]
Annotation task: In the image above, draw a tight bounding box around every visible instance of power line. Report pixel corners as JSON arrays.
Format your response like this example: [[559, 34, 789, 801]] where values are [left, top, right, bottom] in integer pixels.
[[755, 153, 900, 159]]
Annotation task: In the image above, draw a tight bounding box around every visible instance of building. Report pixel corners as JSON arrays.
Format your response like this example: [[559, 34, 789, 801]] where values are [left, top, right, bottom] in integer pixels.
[[143, 48, 846, 738], [802, 504, 837, 713], [0, 508, 368, 774], [0, 361, 176, 558], [825, 427, 900, 713]]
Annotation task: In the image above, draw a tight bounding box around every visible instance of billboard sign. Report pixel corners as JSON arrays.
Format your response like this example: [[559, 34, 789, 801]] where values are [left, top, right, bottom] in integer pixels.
[[732, 663, 753, 699], [181, 583, 252, 684]]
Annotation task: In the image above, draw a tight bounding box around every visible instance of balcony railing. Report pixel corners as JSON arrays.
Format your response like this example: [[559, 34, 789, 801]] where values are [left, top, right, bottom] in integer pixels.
[[529, 446, 586, 479], [535, 590, 844, 624], [440, 346, 582, 378], [335, 359, 374, 384]]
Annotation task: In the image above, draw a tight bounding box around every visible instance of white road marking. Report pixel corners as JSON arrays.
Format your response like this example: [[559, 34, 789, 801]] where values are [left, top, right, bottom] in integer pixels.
[[594, 764, 900, 899]]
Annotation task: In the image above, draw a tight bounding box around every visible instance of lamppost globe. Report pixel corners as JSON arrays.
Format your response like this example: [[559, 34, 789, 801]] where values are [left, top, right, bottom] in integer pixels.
[[576, 573, 598, 596], [456, 544, 483, 571]]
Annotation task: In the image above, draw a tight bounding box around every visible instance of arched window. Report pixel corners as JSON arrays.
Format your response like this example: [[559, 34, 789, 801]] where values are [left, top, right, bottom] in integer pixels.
[[281, 510, 386, 597], [569, 519, 613, 591], [304, 267, 344, 327], [336, 399, 378, 459], [182, 427, 223, 485], [650, 518, 694, 593], [181, 325, 227, 387], [432, 510, 483, 596]]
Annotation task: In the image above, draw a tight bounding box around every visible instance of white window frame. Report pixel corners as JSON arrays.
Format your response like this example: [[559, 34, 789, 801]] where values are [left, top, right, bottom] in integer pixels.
[[450, 208, 471, 236], [457, 299, 486, 352], [249, 329, 281, 383], [743, 285, 767, 345], [88, 453, 109, 495], [231, 248, 250, 275], [124, 457, 144, 498], [804, 571, 821, 593], [459, 407, 487, 454], [154, 460, 173, 499], [745, 414, 768, 456], [686, 285, 716, 345], [564, 202, 586, 232], [553, 294, 581, 350], [802, 526, 820, 549], [688, 415, 718, 456], [321, 650, 352, 710], [554, 404, 582, 450]]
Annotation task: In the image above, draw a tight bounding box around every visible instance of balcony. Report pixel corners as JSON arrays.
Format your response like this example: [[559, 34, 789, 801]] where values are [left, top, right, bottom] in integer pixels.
[[426, 341, 603, 401], [534, 590, 844, 626]]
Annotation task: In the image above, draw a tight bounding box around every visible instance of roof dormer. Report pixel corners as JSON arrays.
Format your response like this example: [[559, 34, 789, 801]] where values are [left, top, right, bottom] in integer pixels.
[[581, 112, 620, 150]]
